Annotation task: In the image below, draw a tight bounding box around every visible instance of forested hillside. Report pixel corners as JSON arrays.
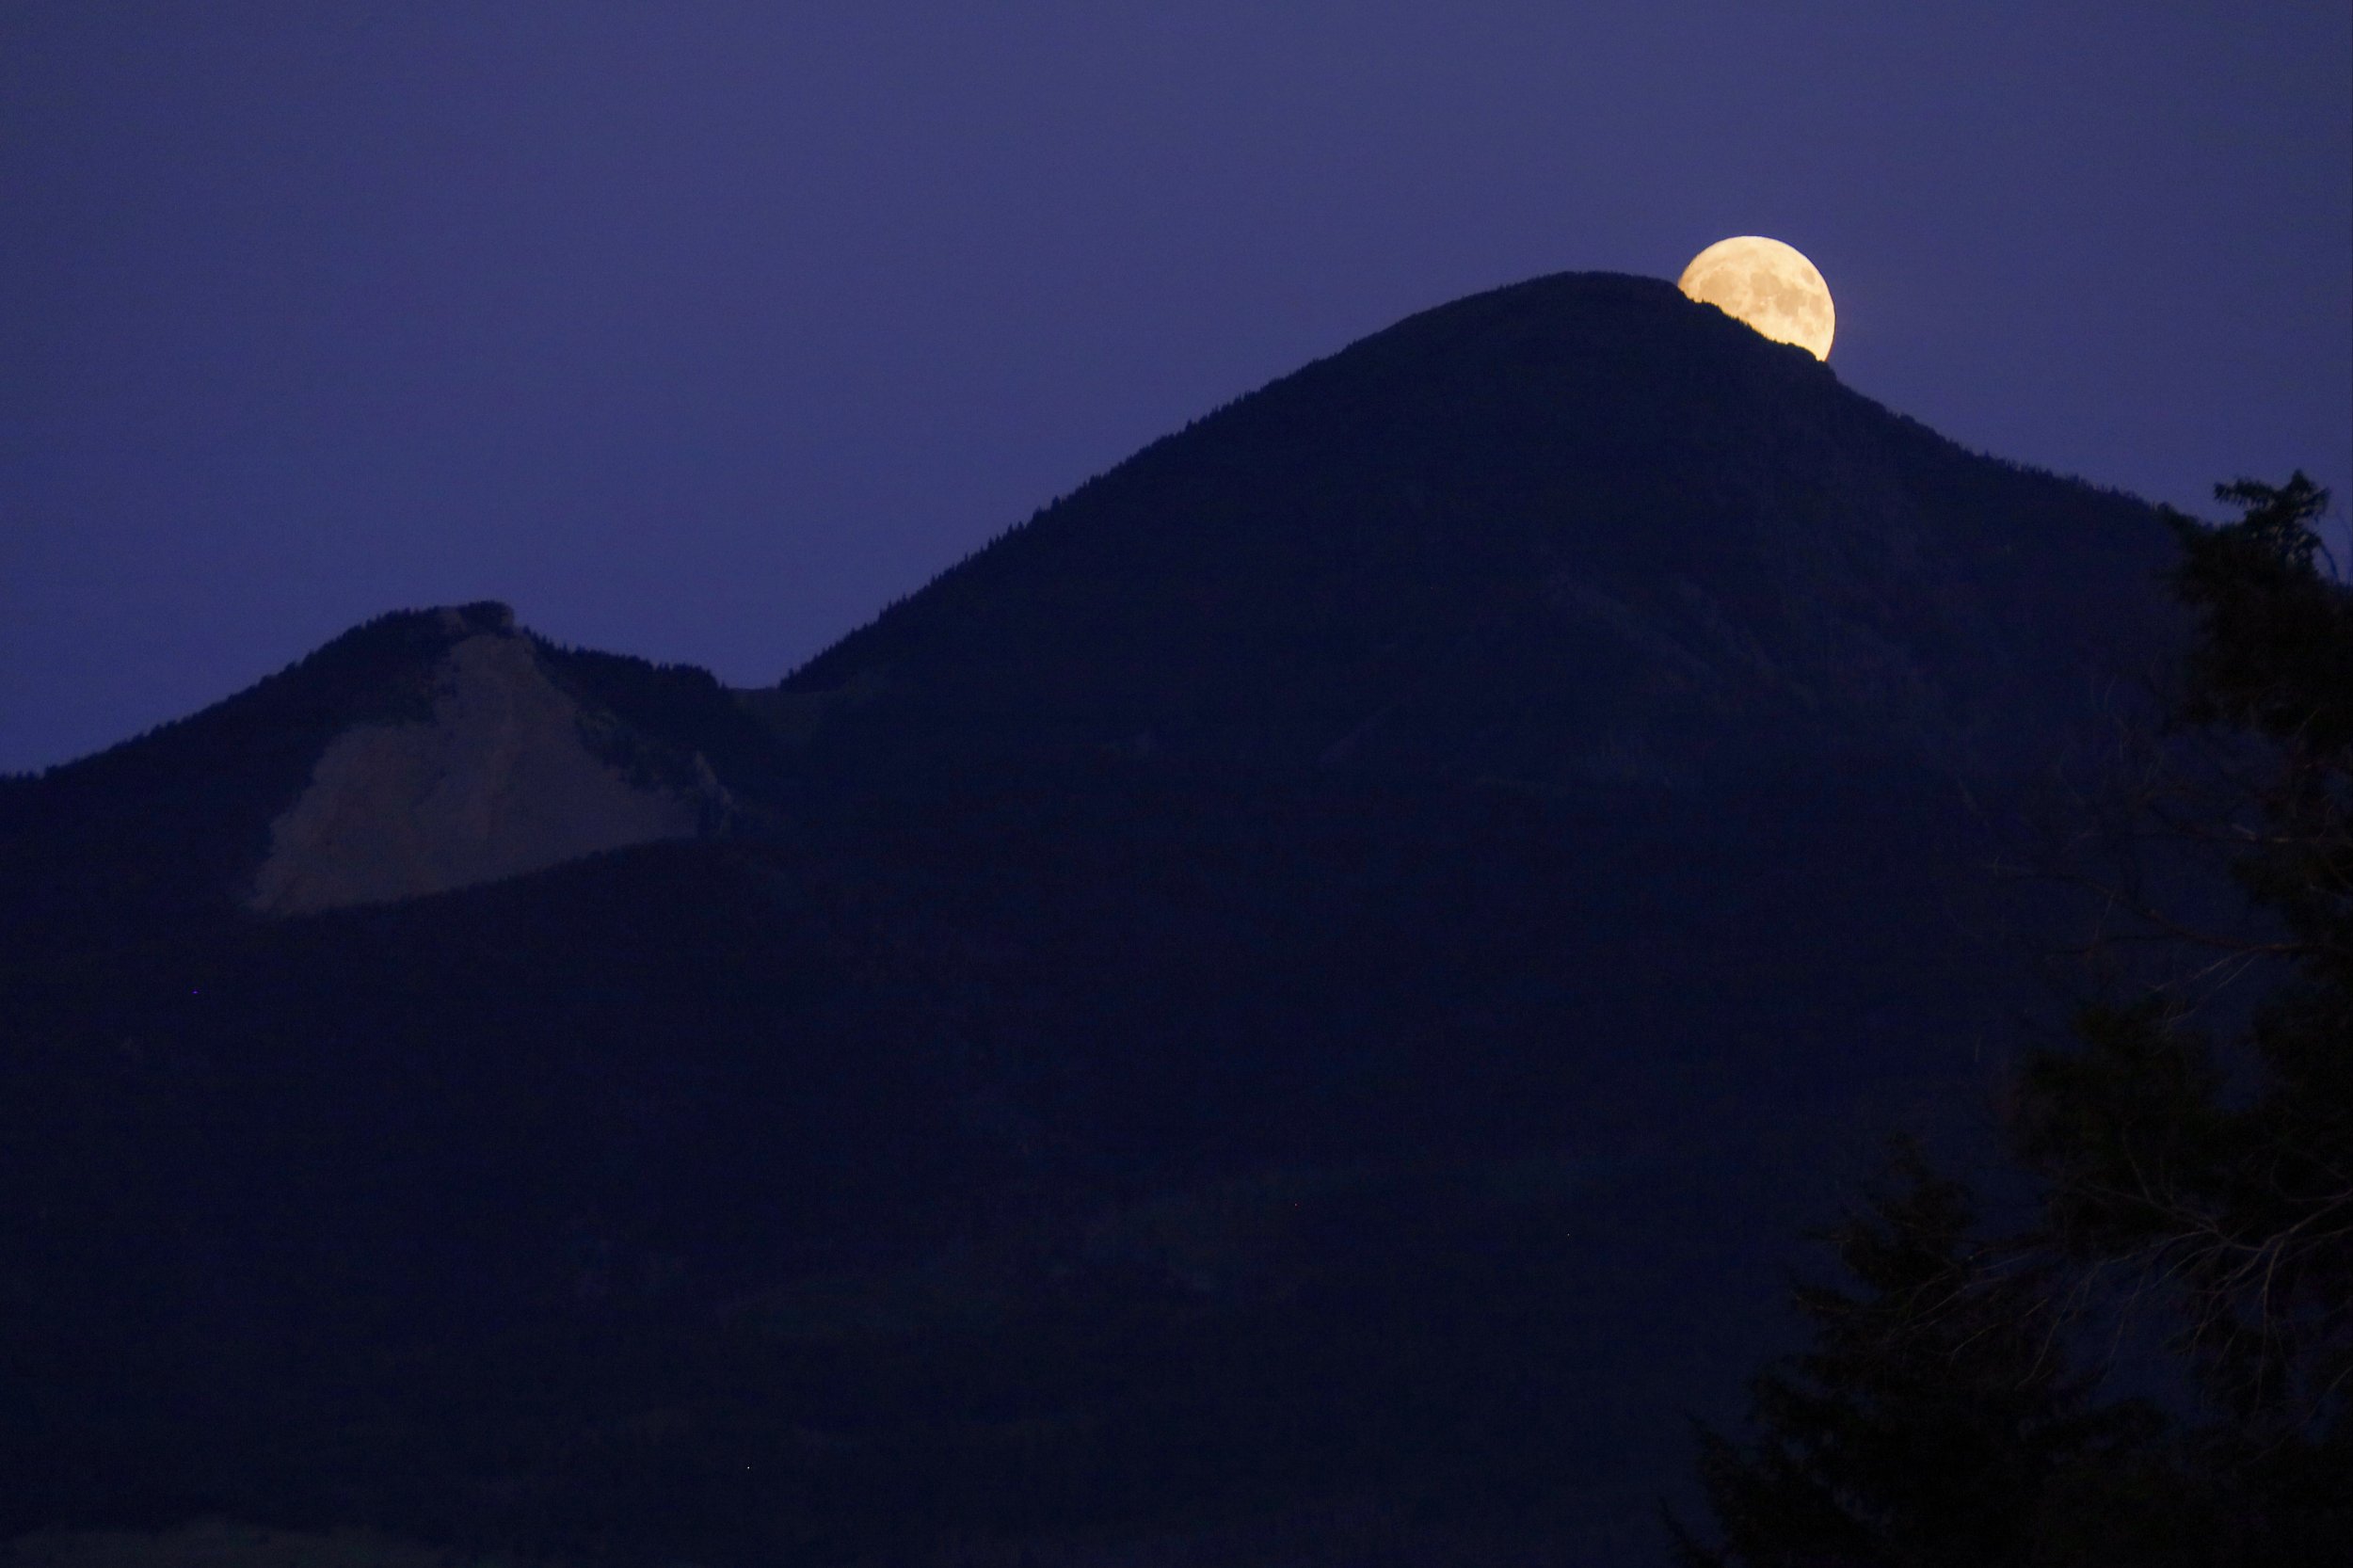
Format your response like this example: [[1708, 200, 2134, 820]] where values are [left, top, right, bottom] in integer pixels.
[[1, 274, 2178, 1565]]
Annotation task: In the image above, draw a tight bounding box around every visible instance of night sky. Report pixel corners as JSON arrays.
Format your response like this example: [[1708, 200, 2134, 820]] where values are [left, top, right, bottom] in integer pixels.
[[5, 3, 2346, 776]]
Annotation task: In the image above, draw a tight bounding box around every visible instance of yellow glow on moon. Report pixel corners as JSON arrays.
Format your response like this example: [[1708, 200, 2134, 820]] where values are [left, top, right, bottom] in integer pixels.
[[1677, 236, 1835, 360]]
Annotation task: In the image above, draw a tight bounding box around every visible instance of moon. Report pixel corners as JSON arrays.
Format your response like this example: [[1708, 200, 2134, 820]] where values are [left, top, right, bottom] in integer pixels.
[[1677, 237, 1835, 360]]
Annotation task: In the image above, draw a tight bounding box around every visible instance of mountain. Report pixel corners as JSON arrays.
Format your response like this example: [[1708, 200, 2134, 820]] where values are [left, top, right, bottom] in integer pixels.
[[0, 274, 2178, 1565], [0, 600, 792, 925], [776, 274, 2159, 794]]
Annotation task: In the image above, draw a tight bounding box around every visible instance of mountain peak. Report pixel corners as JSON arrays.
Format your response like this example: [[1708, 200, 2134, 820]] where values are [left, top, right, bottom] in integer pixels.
[[1, 600, 762, 922], [780, 269, 2168, 792], [246, 614, 718, 915]]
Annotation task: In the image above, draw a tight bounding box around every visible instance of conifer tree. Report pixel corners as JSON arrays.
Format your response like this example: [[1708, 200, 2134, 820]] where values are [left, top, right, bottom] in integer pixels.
[[1683, 478, 2352, 1563], [2014, 473, 2351, 1549], [1671, 1145, 2145, 1568]]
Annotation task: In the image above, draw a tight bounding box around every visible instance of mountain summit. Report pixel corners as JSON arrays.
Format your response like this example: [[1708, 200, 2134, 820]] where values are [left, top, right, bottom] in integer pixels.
[[775, 272, 2164, 792], [243, 607, 721, 915], [1, 601, 787, 920], [3, 273, 2178, 1564]]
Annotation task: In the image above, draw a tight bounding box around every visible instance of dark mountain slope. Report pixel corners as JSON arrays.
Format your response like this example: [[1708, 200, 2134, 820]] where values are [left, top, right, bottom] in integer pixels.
[[1, 274, 2182, 1563], [3, 771, 2000, 1559], [780, 273, 2164, 790]]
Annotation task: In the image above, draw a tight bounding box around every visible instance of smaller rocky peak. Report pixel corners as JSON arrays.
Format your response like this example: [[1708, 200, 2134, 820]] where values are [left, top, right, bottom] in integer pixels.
[[247, 622, 725, 917]]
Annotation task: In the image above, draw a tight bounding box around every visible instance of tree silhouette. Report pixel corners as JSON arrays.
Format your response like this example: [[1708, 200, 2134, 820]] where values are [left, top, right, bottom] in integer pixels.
[[2014, 474, 2351, 1548], [1686, 477, 2353, 1563], [1670, 1144, 2152, 1567]]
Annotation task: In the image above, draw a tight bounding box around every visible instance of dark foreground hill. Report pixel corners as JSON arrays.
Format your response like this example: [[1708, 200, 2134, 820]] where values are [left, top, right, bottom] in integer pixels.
[[1, 275, 2177, 1564]]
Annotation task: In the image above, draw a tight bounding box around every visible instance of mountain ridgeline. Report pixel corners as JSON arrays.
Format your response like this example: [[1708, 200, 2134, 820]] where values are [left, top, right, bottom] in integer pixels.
[[780, 272, 2162, 789], [1, 274, 2177, 1564]]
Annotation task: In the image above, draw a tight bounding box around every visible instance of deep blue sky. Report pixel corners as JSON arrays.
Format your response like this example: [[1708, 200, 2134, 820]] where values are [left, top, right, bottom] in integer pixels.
[[5, 3, 2347, 774]]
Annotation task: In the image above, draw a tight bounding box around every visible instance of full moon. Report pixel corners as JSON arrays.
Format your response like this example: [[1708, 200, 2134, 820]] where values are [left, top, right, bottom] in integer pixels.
[[1677, 236, 1835, 360]]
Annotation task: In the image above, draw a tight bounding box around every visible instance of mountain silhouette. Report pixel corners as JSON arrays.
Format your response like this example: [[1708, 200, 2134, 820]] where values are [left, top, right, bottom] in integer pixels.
[[0, 274, 2177, 1564], [776, 273, 2160, 788], [0, 600, 792, 926]]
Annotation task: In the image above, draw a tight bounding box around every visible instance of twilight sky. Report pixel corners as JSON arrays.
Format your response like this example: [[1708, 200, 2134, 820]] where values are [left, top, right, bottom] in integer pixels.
[[5, 2, 2347, 774]]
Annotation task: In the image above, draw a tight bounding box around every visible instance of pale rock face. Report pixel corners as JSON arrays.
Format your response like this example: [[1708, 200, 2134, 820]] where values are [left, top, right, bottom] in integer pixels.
[[248, 632, 705, 915]]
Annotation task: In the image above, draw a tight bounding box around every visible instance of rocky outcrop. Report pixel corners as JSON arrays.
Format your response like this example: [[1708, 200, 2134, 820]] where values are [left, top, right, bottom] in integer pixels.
[[247, 625, 715, 915]]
